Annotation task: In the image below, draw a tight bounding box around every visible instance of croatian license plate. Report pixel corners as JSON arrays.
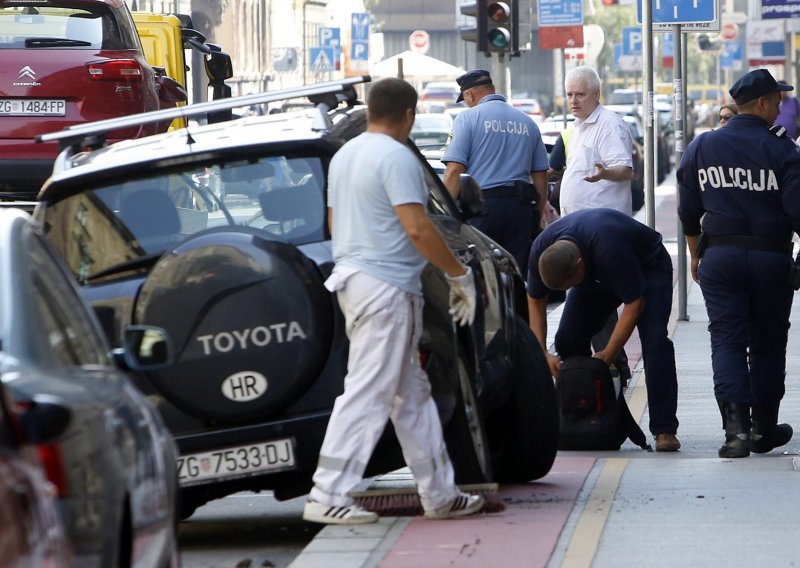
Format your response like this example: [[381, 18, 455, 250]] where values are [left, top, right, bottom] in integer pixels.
[[177, 438, 295, 486], [0, 98, 66, 116]]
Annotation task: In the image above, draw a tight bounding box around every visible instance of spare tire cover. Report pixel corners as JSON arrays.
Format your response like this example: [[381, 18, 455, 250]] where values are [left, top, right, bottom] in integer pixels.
[[134, 227, 333, 422]]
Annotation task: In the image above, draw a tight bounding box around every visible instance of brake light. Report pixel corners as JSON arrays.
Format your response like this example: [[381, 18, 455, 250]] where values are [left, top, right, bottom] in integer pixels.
[[36, 444, 68, 498], [87, 59, 143, 82], [419, 350, 430, 369]]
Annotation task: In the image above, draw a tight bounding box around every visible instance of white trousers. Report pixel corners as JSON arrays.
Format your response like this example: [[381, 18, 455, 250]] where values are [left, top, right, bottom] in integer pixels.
[[309, 271, 458, 511]]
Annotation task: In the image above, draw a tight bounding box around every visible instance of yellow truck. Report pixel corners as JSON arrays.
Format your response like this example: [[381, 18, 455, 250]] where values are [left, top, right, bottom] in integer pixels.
[[132, 12, 233, 128]]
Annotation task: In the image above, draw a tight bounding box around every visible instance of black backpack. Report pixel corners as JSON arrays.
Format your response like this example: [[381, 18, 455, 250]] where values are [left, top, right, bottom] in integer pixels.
[[556, 356, 651, 451]]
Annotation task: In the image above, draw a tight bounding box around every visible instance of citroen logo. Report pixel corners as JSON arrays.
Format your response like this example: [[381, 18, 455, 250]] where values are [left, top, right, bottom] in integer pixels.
[[18, 66, 35, 81]]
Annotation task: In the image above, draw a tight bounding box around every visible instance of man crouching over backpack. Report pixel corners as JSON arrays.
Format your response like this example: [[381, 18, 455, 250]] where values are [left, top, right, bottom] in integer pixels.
[[526, 207, 681, 452]]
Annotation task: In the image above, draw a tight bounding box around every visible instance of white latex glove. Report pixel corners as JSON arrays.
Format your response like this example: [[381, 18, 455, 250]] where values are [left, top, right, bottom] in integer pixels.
[[445, 266, 476, 327]]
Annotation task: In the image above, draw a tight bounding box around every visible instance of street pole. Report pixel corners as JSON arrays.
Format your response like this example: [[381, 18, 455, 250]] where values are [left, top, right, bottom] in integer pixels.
[[561, 49, 567, 128], [674, 25, 689, 321], [492, 52, 510, 99], [643, 0, 656, 229]]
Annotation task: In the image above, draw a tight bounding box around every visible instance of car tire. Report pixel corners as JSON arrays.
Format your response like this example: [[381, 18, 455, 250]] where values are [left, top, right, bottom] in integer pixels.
[[443, 346, 492, 485], [489, 316, 559, 483]]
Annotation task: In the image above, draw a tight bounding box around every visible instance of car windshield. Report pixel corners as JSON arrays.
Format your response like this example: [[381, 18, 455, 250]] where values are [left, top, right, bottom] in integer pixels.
[[39, 155, 326, 283], [0, 3, 122, 49], [412, 114, 452, 132]]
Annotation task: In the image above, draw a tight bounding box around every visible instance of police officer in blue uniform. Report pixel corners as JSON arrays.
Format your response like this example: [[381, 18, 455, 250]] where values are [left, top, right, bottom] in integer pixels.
[[442, 70, 549, 274], [677, 69, 800, 458], [526, 208, 680, 451]]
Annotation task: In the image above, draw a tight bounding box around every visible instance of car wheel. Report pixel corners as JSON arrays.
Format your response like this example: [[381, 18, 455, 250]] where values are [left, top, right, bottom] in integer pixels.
[[443, 346, 492, 485], [489, 316, 559, 482]]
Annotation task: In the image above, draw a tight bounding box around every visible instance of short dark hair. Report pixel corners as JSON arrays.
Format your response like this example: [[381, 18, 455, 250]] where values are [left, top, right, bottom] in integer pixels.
[[539, 240, 580, 290], [367, 78, 417, 123]]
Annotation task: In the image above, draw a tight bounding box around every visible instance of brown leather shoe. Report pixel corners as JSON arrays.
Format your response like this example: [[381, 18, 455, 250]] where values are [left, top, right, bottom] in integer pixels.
[[655, 433, 681, 452]]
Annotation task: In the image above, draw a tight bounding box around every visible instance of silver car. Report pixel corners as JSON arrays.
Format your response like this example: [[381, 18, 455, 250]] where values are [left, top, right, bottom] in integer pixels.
[[0, 208, 179, 567]]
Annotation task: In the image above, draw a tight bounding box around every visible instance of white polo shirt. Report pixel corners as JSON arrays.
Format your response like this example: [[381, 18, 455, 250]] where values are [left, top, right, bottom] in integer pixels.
[[560, 105, 633, 215]]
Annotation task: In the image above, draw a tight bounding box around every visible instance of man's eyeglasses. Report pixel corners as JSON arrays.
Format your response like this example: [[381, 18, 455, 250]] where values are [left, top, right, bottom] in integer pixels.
[[719, 114, 734, 123]]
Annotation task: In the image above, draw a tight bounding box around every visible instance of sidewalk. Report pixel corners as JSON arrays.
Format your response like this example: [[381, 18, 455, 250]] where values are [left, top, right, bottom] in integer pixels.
[[289, 172, 800, 568]]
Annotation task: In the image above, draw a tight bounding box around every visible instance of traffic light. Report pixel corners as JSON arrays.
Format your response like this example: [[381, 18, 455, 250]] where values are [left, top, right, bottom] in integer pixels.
[[460, 0, 518, 55], [486, 1, 513, 52], [697, 33, 721, 51], [460, 1, 489, 54]]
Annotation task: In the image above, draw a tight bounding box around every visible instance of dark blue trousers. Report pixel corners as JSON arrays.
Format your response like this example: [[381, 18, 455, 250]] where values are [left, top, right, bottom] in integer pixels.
[[470, 195, 535, 276], [554, 268, 679, 436], [698, 247, 793, 405]]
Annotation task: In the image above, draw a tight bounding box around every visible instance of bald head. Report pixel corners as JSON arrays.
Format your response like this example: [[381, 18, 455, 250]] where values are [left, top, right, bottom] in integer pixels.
[[539, 240, 583, 290]]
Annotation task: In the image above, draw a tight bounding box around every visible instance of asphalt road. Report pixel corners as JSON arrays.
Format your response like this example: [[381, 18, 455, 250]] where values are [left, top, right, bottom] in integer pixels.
[[178, 492, 322, 568]]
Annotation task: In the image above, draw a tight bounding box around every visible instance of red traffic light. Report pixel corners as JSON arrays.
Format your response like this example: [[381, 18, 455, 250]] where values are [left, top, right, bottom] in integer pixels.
[[488, 1, 511, 22]]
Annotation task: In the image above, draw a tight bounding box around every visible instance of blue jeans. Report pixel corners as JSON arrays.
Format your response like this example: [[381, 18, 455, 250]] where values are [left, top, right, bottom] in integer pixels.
[[554, 268, 678, 435]]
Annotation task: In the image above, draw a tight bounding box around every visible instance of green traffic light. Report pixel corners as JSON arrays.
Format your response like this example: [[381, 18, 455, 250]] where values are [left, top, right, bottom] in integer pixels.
[[488, 27, 510, 48]]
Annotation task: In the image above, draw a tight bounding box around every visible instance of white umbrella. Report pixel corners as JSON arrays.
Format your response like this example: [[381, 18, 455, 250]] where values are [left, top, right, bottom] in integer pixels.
[[369, 50, 465, 83]]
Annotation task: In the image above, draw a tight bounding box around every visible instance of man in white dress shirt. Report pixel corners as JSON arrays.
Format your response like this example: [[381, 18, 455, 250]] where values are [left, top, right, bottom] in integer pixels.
[[559, 66, 634, 215]]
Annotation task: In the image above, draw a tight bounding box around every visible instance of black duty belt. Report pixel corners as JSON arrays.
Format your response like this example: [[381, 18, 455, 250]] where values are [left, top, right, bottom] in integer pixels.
[[482, 186, 518, 198], [483, 181, 536, 203], [706, 234, 793, 255]]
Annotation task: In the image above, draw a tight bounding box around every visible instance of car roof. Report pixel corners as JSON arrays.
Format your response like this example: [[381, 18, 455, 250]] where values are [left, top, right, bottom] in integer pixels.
[[38, 77, 369, 200], [42, 111, 326, 187]]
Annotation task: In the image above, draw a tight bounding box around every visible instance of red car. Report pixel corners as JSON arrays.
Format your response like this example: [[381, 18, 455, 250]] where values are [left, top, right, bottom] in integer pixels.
[[0, 0, 185, 199]]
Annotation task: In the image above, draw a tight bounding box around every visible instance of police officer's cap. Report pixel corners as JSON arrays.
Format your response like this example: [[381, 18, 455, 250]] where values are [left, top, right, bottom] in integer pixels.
[[729, 69, 793, 105], [456, 70, 493, 102]]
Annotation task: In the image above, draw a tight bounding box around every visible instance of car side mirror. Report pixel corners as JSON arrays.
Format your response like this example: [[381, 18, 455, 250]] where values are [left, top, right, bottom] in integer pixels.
[[205, 49, 233, 82], [458, 174, 483, 220], [157, 75, 188, 103], [115, 325, 173, 371]]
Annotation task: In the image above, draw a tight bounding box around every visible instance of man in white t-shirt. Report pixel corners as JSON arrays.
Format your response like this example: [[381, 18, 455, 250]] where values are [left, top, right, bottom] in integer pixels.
[[560, 66, 634, 215], [303, 78, 485, 525]]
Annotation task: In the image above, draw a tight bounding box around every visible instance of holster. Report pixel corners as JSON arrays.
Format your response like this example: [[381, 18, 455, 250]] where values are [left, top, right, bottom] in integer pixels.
[[696, 232, 709, 259], [791, 253, 800, 290], [514, 180, 537, 206]]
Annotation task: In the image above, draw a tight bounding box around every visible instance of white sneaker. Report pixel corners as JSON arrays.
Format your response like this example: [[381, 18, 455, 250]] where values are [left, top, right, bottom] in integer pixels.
[[424, 491, 484, 520], [302, 499, 379, 525]]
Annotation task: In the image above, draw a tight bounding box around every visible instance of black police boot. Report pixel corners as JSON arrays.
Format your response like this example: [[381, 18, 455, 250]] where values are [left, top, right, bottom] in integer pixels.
[[718, 401, 751, 458], [751, 403, 793, 454]]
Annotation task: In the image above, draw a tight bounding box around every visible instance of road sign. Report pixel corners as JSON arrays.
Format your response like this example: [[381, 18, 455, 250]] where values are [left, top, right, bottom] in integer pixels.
[[319, 27, 341, 48], [622, 26, 642, 55], [538, 0, 584, 27], [539, 25, 584, 49], [351, 12, 370, 41], [637, 0, 716, 24], [720, 40, 743, 70], [747, 19, 786, 66], [350, 12, 370, 73], [637, 0, 720, 31], [310, 47, 335, 73], [409, 29, 429, 54], [762, 0, 800, 19], [721, 22, 738, 40]]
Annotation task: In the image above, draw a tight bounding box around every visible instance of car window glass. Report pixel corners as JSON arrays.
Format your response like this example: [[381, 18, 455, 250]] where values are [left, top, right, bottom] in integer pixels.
[[420, 162, 451, 216], [29, 236, 108, 367], [0, 3, 120, 49], [40, 155, 327, 283]]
